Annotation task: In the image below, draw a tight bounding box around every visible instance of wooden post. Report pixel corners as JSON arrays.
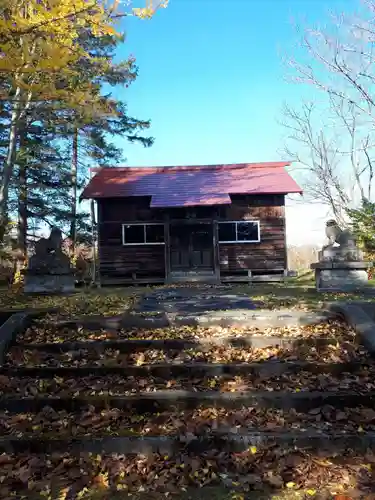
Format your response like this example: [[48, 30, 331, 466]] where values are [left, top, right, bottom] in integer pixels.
[[281, 197, 288, 279], [213, 219, 220, 283], [164, 213, 170, 283], [95, 200, 102, 288]]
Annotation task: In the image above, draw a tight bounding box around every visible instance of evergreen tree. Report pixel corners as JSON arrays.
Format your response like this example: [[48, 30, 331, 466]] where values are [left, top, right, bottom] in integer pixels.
[[347, 200, 375, 253], [0, 0, 166, 261]]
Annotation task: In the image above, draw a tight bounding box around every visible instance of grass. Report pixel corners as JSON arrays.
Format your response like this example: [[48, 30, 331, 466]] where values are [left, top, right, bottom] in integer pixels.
[[0, 286, 149, 317], [0, 272, 374, 316], [231, 273, 375, 311]]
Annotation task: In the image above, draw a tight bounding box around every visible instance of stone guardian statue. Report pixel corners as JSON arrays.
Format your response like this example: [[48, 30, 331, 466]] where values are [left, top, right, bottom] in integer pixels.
[[310, 219, 370, 292], [24, 227, 75, 293]]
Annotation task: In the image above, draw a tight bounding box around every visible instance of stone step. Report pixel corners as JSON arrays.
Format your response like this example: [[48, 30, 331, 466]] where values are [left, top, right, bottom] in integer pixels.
[[1, 360, 369, 378], [1, 390, 375, 413], [168, 276, 219, 284], [13, 335, 341, 353], [1, 430, 375, 454]]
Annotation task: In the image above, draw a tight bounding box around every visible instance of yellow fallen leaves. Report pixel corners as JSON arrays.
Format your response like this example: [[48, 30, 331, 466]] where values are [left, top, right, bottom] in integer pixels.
[[0, 288, 139, 317], [116, 483, 128, 491], [361, 463, 372, 471], [92, 471, 109, 489], [313, 459, 333, 467]]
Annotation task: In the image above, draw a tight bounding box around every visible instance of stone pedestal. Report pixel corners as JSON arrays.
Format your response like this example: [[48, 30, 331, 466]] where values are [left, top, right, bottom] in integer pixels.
[[24, 271, 75, 294], [318, 245, 364, 262], [311, 261, 371, 292]]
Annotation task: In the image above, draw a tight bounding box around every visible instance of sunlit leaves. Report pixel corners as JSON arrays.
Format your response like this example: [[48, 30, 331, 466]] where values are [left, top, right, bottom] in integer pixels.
[[132, 0, 169, 19], [0, 0, 120, 75], [0, 448, 372, 497], [0, 0, 168, 116]]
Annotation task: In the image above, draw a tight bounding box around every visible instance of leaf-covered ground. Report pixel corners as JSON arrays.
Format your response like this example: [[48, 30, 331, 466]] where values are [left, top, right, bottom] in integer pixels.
[[1, 405, 375, 438], [1, 368, 374, 398], [3, 315, 375, 498], [0, 287, 145, 317], [1, 278, 375, 317], [5, 319, 369, 366], [5, 340, 369, 366], [0, 448, 374, 499], [17, 320, 357, 344]]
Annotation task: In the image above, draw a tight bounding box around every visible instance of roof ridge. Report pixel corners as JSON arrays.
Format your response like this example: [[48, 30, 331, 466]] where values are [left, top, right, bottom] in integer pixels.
[[91, 162, 291, 174], [81, 161, 302, 202]]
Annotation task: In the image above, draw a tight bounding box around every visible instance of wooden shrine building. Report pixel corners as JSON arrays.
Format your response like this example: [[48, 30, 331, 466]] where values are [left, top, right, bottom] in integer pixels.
[[81, 162, 302, 285]]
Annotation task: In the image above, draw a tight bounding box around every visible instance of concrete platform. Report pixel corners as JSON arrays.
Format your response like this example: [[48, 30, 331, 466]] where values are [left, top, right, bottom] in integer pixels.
[[131, 288, 333, 328]]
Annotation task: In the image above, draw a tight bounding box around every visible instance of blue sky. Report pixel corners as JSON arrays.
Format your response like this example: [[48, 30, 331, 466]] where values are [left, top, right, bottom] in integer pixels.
[[107, 0, 358, 245]]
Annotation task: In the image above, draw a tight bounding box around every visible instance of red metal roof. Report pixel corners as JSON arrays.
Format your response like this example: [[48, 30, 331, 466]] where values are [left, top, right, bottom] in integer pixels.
[[81, 162, 302, 207]]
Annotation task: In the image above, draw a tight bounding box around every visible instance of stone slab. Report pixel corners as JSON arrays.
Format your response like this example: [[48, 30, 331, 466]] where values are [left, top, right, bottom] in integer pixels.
[[2, 360, 366, 379], [318, 245, 364, 262], [346, 301, 375, 321], [171, 308, 332, 328], [136, 288, 262, 314], [332, 261, 371, 269], [327, 302, 375, 354], [133, 288, 333, 328], [2, 431, 375, 454], [24, 274, 75, 294], [49, 307, 334, 330], [0, 309, 55, 365], [14, 335, 338, 356], [315, 268, 369, 292], [2, 390, 375, 413], [0, 313, 29, 365], [311, 261, 371, 270]]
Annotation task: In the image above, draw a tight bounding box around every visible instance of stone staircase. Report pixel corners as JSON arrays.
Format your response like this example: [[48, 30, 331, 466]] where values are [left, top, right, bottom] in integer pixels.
[[0, 303, 375, 496]]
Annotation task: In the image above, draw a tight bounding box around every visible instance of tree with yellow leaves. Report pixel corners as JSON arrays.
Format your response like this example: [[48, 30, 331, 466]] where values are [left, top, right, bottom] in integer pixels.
[[0, 0, 120, 243], [0, 0, 168, 244]]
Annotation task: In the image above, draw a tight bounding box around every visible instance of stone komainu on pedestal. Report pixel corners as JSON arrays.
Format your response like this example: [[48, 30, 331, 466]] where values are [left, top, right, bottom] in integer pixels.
[[24, 227, 75, 293], [311, 220, 371, 292]]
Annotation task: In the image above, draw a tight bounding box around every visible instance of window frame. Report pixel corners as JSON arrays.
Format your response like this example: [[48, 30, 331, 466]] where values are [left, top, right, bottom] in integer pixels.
[[218, 220, 260, 244], [122, 223, 165, 246]]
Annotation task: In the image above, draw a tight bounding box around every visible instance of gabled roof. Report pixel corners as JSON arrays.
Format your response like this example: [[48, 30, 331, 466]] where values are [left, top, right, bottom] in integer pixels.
[[81, 162, 302, 207]]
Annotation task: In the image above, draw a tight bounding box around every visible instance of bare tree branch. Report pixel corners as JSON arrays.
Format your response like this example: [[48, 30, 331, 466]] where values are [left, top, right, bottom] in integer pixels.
[[282, 1, 375, 221]]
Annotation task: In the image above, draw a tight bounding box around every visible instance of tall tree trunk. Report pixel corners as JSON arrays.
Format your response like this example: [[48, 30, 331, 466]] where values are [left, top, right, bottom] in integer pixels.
[[70, 126, 78, 249], [0, 87, 22, 245], [0, 83, 33, 246], [17, 124, 27, 263]]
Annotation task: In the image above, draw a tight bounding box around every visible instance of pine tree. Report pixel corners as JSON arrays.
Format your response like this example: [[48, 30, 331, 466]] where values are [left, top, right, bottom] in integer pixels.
[[59, 31, 154, 247], [0, 0, 121, 244], [0, 0, 166, 253]]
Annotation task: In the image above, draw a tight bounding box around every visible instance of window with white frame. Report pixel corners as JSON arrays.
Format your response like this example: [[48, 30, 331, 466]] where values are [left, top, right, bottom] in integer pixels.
[[218, 221, 260, 243], [122, 223, 165, 245]]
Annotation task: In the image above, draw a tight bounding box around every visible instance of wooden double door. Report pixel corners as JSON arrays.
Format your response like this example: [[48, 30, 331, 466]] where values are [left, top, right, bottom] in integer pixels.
[[170, 222, 214, 271]]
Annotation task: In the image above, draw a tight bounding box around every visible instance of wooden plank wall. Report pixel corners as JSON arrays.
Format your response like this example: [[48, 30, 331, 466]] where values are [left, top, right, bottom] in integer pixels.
[[97, 194, 287, 282], [217, 195, 286, 273], [98, 198, 166, 281]]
